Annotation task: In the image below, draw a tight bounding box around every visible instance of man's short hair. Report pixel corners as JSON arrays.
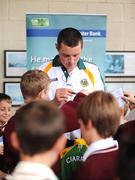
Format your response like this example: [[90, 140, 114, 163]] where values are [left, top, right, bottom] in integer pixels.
[[57, 27, 83, 49], [20, 70, 51, 99], [78, 90, 121, 138], [0, 93, 12, 103], [15, 100, 65, 156]]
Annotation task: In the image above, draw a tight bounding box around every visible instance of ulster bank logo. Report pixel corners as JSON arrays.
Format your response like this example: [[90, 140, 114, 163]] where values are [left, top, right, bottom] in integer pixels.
[[30, 18, 49, 27]]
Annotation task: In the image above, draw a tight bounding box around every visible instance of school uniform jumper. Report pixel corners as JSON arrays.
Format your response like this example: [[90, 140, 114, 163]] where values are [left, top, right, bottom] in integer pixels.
[[73, 138, 119, 180]]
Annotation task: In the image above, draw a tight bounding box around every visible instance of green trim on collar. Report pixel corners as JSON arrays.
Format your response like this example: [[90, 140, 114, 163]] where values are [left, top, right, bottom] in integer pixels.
[[52, 55, 69, 79], [52, 55, 86, 69], [77, 58, 86, 69]]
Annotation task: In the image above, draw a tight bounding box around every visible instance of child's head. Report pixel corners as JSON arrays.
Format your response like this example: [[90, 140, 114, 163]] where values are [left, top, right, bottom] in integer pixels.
[[0, 93, 12, 126], [20, 70, 51, 101], [116, 133, 135, 180], [14, 100, 65, 156], [78, 91, 121, 144]]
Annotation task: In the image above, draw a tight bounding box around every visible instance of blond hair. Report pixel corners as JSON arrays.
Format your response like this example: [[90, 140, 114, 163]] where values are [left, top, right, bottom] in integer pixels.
[[20, 70, 51, 99]]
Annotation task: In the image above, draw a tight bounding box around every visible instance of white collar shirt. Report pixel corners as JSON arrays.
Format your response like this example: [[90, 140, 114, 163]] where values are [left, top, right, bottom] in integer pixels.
[[6, 161, 58, 180], [83, 137, 118, 162]]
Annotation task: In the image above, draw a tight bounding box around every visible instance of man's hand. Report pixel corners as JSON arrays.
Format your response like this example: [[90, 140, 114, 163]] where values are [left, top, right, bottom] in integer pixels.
[[53, 88, 74, 106], [0, 145, 3, 155]]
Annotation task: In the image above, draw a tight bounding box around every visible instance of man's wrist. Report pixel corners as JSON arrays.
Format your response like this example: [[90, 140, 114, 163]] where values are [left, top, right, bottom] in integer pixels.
[[51, 98, 61, 106]]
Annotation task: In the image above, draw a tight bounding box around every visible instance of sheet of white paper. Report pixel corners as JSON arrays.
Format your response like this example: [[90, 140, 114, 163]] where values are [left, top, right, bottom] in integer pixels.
[[111, 88, 125, 107]]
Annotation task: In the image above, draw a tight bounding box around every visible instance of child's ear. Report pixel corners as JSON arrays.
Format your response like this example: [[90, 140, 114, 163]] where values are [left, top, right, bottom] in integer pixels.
[[38, 89, 48, 100], [79, 118, 93, 131], [120, 107, 125, 117], [10, 131, 20, 151], [87, 120, 93, 130], [54, 134, 67, 153]]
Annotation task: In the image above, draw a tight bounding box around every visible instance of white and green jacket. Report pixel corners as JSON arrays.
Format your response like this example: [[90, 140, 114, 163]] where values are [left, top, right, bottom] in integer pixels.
[[39, 55, 104, 100]]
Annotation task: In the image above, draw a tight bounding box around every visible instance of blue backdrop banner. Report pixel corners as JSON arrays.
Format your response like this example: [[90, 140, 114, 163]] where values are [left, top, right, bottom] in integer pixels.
[[26, 13, 107, 77]]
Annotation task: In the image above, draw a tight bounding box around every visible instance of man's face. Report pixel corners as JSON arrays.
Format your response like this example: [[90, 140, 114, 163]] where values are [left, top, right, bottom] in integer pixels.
[[0, 100, 12, 125], [57, 42, 82, 73]]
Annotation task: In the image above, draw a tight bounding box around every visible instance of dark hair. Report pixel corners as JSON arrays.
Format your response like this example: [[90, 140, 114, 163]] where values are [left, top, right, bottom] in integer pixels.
[[20, 70, 51, 99], [116, 133, 135, 180], [78, 91, 121, 138], [15, 100, 65, 156], [57, 27, 83, 49], [0, 93, 12, 103]]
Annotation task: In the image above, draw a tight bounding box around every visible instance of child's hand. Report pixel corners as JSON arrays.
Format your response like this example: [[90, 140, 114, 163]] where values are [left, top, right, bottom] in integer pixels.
[[0, 145, 3, 155]]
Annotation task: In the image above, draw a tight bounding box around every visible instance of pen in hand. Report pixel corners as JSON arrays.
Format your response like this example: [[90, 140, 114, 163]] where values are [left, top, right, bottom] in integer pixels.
[[71, 92, 76, 95]]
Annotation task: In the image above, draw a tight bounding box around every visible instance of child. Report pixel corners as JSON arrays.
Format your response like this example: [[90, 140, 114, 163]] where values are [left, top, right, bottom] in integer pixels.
[[3, 70, 51, 173], [0, 93, 12, 172], [6, 100, 66, 179], [0, 93, 12, 155], [73, 91, 121, 180]]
